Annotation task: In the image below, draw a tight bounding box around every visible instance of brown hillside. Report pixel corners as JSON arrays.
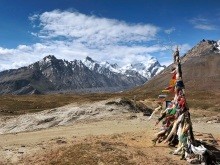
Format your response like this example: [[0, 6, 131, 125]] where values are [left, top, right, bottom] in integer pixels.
[[128, 40, 220, 110]]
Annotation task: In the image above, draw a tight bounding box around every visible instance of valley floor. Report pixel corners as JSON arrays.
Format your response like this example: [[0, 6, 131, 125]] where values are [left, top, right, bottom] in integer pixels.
[[0, 99, 219, 165]]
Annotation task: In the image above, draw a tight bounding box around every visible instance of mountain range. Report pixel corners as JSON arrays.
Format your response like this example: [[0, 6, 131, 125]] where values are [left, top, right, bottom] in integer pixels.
[[0, 55, 165, 94]]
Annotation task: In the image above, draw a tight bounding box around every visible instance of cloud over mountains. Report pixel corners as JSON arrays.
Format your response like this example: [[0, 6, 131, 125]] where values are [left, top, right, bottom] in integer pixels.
[[0, 10, 190, 71]]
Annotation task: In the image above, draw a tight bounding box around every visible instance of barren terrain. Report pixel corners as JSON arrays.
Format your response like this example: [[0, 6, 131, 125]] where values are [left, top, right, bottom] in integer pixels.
[[0, 99, 219, 165]]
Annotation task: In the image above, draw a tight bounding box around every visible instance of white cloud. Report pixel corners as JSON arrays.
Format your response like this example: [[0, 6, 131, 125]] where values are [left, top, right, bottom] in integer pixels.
[[34, 10, 159, 45], [194, 24, 216, 30], [164, 27, 175, 34], [190, 17, 216, 30], [0, 47, 14, 55], [28, 14, 39, 22], [0, 10, 188, 71]]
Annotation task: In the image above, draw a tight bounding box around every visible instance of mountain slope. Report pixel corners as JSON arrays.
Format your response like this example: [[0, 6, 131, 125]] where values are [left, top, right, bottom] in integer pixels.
[[0, 55, 164, 94], [129, 40, 220, 108]]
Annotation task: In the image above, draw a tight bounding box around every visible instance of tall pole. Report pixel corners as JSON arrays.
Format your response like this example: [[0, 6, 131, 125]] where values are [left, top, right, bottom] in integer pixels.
[[173, 47, 195, 143]]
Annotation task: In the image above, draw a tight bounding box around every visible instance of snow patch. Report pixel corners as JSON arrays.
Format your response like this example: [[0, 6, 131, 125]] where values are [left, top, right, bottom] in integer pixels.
[[64, 61, 68, 67], [217, 40, 220, 51]]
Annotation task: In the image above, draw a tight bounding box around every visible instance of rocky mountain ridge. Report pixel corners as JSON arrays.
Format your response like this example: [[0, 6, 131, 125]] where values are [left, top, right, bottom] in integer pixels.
[[0, 55, 164, 94]]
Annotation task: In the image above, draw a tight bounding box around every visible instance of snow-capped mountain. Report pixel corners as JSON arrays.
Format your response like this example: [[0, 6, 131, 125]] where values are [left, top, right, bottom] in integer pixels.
[[120, 57, 164, 79], [0, 55, 165, 94], [83, 56, 121, 76], [83, 56, 165, 79]]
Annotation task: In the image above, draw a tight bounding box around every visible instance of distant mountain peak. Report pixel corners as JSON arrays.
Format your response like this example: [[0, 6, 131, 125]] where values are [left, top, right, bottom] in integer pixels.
[[43, 55, 56, 60], [41, 55, 57, 65], [198, 39, 220, 47], [111, 63, 118, 69], [182, 39, 220, 63], [85, 56, 95, 62]]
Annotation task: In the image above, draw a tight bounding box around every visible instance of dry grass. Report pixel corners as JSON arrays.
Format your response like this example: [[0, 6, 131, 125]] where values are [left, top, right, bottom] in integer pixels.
[[0, 93, 120, 116], [22, 133, 186, 165], [48, 142, 135, 165], [0, 88, 219, 116], [186, 90, 220, 111], [126, 89, 220, 112]]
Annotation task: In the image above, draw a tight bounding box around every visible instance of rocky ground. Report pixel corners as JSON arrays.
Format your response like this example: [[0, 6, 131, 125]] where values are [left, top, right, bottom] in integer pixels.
[[0, 99, 219, 164]]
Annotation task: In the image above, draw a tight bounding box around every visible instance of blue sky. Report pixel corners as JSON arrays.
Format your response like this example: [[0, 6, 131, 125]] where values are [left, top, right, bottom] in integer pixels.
[[0, 0, 220, 71]]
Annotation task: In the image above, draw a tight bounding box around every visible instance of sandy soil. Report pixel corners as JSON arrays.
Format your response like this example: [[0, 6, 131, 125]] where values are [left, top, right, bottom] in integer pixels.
[[0, 100, 219, 165]]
